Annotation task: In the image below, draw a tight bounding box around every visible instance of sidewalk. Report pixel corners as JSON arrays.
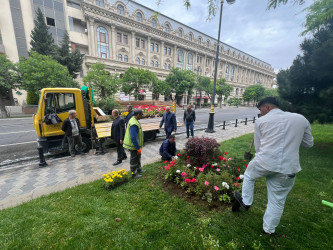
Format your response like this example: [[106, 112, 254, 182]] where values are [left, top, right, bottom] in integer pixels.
[[0, 123, 254, 210]]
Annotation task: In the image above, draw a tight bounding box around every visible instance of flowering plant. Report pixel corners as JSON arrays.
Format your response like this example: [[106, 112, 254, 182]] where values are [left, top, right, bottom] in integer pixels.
[[103, 169, 130, 190]]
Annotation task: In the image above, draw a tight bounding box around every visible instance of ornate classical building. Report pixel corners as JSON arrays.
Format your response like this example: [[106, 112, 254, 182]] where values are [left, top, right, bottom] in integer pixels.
[[0, 0, 276, 105]]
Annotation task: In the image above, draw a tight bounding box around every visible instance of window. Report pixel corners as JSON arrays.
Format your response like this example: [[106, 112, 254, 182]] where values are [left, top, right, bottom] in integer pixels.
[[189, 33, 193, 41], [46, 17, 55, 27], [136, 57, 140, 64], [45, 93, 75, 114], [117, 33, 122, 43], [150, 42, 154, 52], [214, 44, 217, 50], [177, 50, 184, 70], [165, 24, 170, 32], [141, 58, 145, 65], [168, 48, 171, 55], [206, 40, 210, 47], [164, 46, 167, 55], [117, 5, 124, 15], [150, 60, 154, 67], [168, 64, 171, 70], [96, 0, 104, 7], [231, 65, 235, 81], [225, 63, 229, 80], [164, 63, 167, 69], [155, 44, 159, 53], [118, 54, 122, 61], [155, 61, 159, 68], [178, 29, 182, 37], [97, 27, 109, 58], [141, 40, 145, 49], [123, 34, 128, 45], [198, 38, 201, 45], [124, 55, 128, 62], [136, 12, 142, 22], [136, 38, 140, 47], [152, 18, 157, 28], [187, 53, 193, 70]]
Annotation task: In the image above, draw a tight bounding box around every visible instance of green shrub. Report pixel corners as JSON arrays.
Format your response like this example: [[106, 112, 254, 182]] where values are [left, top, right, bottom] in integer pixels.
[[26, 91, 39, 105]]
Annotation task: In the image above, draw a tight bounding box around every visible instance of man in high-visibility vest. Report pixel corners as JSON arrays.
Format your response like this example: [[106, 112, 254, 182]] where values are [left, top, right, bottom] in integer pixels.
[[123, 109, 145, 178]]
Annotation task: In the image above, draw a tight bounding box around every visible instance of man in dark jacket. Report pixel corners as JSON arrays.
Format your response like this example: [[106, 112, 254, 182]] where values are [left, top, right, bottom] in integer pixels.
[[159, 135, 177, 161], [111, 109, 127, 165], [159, 106, 177, 139], [61, 110, 83, 157], [125, 105, 134, 126], [183, 104, 196, 138]]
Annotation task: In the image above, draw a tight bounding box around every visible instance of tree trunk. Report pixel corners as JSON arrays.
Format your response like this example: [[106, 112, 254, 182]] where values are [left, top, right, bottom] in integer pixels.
[[199, 91, 202, 109], [0, 96, 8, 118]]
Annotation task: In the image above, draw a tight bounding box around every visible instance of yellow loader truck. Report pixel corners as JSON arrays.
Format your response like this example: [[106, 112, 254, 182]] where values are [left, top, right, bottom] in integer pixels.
[[33, 88, 178, 154]]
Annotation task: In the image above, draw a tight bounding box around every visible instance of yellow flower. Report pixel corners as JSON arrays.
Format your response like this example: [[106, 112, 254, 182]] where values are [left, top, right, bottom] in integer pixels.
[[104, 178, 107, 181], [103, 174, 107, 177]]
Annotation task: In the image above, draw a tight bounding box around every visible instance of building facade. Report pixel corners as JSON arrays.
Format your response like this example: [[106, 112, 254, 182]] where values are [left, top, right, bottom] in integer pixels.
[[0, 0, 276, 105]]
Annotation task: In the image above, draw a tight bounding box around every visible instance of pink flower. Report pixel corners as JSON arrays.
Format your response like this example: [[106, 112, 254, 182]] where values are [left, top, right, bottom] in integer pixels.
[[228, 157, 233, 161], [223, 164, 226, 167], [198, 168, 204, 172], [214, 186, 220, 191], [164, 166, 170, 170], [216, 168, 221, 172], [164, 160, 168, 163], [181, 172, 187, 177], [184, 179, 191, 183], [204, 181, 210, 186], [191, 178, 197, 182]]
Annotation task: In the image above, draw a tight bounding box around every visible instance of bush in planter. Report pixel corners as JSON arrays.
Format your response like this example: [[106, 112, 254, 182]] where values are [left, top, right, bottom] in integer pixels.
[[96, 96, 119, 114]]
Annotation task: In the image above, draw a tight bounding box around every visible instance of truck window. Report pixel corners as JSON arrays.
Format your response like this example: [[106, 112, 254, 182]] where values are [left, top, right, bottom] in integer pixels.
[[45, 93, 55, 114], [54, 93, 75, 113]]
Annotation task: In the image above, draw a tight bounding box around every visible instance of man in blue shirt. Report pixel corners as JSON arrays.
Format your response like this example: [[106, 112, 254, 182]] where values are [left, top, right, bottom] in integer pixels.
[[159, 106, 177, 139], [159, 134, 177, 161]]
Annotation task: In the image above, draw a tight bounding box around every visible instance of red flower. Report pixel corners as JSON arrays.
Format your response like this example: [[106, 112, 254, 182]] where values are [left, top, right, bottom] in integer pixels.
[[187, 156, 190, 159], [184, 178, 191, 183], [237, 167, 240, 172], [177, 153, 181, 157], [236, 176, 240, 180], [236, 183, 239, 187], [218, 156, 223, 161], [164, 166, 170, 170], [210, 165, 214, 168], [164, 160, 168, 163], [246, 164, 248, 168], [223, 158, 227, 162], [191, 178, 197, 182], [224, 152, 228, 155]]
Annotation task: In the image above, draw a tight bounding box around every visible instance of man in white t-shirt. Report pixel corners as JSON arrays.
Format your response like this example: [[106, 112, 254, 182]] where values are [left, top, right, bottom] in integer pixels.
[[232, 97, 314, 236]]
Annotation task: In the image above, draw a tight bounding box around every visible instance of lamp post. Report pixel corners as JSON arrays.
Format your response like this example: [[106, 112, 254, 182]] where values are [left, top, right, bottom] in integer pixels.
[[206, 0, 235, 133]]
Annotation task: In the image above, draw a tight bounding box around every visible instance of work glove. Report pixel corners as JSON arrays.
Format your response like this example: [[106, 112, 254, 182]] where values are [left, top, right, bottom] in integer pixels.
[[137, 148, 142, 155]]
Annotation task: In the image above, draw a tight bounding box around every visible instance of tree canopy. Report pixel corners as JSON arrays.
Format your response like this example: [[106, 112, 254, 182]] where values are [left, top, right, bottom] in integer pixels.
[[242, 84, 266, 104], [215, 78, 233, 107]]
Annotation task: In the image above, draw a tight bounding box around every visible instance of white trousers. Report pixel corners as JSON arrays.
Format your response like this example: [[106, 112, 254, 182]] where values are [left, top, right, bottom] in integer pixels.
[[242, 159, 296, 234]]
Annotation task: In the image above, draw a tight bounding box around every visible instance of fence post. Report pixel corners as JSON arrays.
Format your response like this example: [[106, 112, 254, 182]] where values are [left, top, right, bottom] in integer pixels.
[[245, 117, 247, 125], [223, 121, 226, 130], [235, 119, 238, 127]]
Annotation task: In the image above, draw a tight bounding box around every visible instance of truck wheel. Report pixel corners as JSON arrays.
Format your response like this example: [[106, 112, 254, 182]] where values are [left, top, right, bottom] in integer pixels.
[[80, 136, 92, 153], [143, 131, 157, 141]]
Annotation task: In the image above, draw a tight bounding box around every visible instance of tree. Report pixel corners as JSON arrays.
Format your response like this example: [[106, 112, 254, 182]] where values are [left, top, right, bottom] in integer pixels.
[[18, 52, 78, 94], [83, 62, 121, 99], [54, 32, 84, 79], [151, 79, 167, 100], [262, 88, 279, 99], [227, 97, 242, 107], [195, 76, 211, 108], [242, 84, 266, 105], [215, 78, 233, 108], [121, 67, 156, 100], [0, 55, 20, 117], [165, 68, 196, 105], [30, 8, 56, 56]]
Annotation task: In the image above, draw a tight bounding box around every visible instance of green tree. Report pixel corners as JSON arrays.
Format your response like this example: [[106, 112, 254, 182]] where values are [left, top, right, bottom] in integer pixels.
[[262, 88, 279, 99], [215, 78, 233, 108], [165, 68, 196, 104], [18, 52, 77, 94], [151, 79, 168, 100], [83, 62, 120, 99], [121, 67, 156, 100], [242, 84, 266, 105], [54, 32, 84, 79], [0, 55, 20, 117], [195, 76, 211, 108], [30, 8, 56, 56], [227, 97, 242, 107]]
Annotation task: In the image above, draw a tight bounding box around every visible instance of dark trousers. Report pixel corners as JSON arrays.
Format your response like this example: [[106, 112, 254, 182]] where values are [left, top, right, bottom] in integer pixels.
[[68, 134, 83, 155], [160, 152, 173, 161], [165, 131, 172, 139], [115, 140, 127, 161], [129, 150, 142, 174], [186, 121, 194, 137]]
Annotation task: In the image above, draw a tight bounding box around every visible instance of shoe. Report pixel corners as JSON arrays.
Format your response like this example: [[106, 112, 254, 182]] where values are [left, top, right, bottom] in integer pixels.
[[71, 154, 75, 157], [186, 136, 189, 138], [132, 174, 142, 178], [137, 169, 146, 173], [262, 230, 276, 237], [113, 160, 122, 166], [233, 191, 250, 211], [122, 156, 127, 160]]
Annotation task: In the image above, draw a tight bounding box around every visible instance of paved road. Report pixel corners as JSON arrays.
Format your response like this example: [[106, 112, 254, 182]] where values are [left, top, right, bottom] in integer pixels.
[[0, 107, 259, 167]]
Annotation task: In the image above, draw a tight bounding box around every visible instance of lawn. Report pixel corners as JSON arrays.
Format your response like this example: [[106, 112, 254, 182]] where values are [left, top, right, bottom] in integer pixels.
[[0, 124, 332, 249]]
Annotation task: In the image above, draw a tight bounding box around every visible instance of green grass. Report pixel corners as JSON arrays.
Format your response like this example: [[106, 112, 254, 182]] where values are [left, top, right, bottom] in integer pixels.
[[0, 124, 332, 249]]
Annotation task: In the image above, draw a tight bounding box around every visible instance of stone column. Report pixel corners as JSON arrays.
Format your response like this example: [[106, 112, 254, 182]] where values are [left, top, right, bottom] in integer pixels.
[[204, 54, 207, 76], [160, 41, 164, 69], [173, 45, 177, 68], [194, 51, 198, 72], [87, 18, 95, 56], [111, 26, 116, 60], [131, 31, 135, 64], [147, 36, 151, 66]]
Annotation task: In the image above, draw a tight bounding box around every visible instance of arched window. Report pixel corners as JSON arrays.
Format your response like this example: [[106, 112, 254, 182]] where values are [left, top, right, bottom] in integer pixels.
[[177, 50, 184, 70], [164, 63, 167, 69], [198, 37, 202, 45], [152, 18, 157, 28], [168, 64, 171, 70], [231, 65, 235, 81], [141, 58, 145, 65], [96, 0, 104, 7], [136, 12, 143, 22], [97, 27, 109, 58], [178, 29, 182, 37], [236, 88, 239, 96], [155, 61, 159, 68], [189, 33, 193, 41], [187, 53, 193, 70], [225, 63, 229, 80], [136, 57, 140, 64], [117, 5, 124, 15], [206, 40, 210, 47], [165, 24, 170, 32], [150, 60, 154, 67], [124, 55, 128, 62], [118, 54, 122, 61]]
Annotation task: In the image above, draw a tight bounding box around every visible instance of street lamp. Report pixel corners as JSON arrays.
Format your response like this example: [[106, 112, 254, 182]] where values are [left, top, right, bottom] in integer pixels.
[[206, 0, 235, 133]]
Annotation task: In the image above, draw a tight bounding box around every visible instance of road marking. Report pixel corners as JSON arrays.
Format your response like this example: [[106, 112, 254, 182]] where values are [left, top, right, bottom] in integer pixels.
[[0, 141, 37, 147], [0, 130, 35, 135]]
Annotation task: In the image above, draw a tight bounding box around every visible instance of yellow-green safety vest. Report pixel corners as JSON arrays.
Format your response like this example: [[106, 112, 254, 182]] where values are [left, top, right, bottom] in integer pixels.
[[123, 117, 143, 150]]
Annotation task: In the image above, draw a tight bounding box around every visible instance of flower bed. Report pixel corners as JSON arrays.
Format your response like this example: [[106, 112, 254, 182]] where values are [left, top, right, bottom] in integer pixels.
[[162, 137, 248, 205], [133, 105, 166, 118], [103, 169, 130, 190]]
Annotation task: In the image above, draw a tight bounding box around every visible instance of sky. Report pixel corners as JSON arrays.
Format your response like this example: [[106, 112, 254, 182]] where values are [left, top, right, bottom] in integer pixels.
[[134, 0, 313, 73]]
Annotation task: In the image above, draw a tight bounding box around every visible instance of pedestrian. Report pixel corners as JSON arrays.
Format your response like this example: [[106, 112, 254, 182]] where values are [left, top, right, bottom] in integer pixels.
[[183, 104, 196, 138], [61, 110, 83, 157], [159, 134, 177, 161], [232, 97, 314, 236], [159, 106, 177, 139], [111, 109, 127, 166], [125, 105, 134, 126], [123, 109, 146, 178]]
